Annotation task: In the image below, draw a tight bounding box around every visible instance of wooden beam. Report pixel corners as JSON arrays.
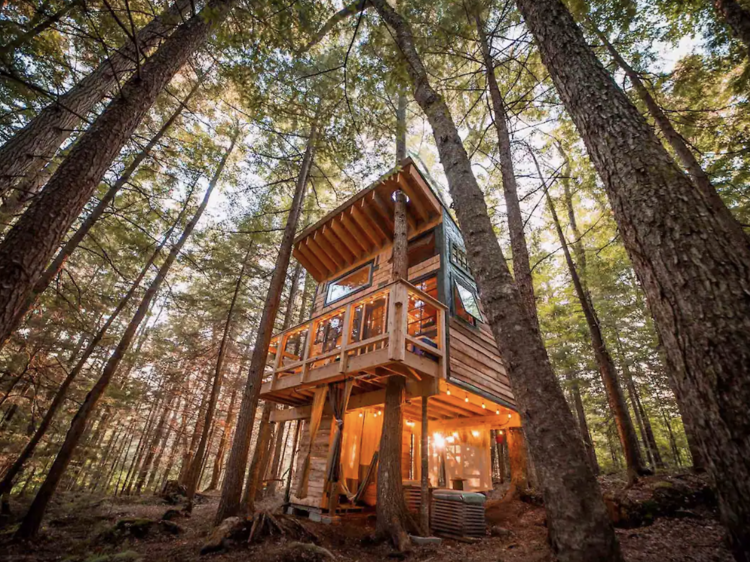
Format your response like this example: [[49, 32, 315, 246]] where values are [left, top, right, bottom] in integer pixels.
[[350, 205, 383, 248], [298, 239, 329, 280], [330, 218, 366, 257], [307, 236, 337, 274], [360, 198, 391, 243], [322, 224, 355, 264], [294, 245, 324, 281], [398, 173, 429, 223], [371, 191, 395, 233], [340, 212, 373, 254], [314, 230, 346, 269]]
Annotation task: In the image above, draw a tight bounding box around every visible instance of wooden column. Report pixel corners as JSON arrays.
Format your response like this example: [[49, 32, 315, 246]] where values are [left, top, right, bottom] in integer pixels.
[[392, 190, 408, 281], [507, 427, 529, 496], [420, 396, 429, 535]]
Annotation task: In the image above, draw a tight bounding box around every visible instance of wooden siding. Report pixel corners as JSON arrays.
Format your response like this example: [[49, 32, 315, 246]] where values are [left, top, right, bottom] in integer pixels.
[[290, 416, 333, 509], [448, 317, 515, 407]]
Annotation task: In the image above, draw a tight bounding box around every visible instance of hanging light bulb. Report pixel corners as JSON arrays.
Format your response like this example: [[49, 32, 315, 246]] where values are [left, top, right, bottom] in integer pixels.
[[507, 413, 512, 419], [465, 394, 469, 403], [446, 388, 451, 396], [481, 402, 486, 409], [495, 409, 500, 415], [359, 412, 363, 418]]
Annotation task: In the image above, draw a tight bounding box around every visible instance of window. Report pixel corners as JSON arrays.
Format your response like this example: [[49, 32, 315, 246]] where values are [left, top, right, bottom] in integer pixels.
[[408, 275, 439, 338], [453, 278, 482, 325], [408, 231, 438, 268], [450, 243, 472, 275], [325, 263, 372, 305]]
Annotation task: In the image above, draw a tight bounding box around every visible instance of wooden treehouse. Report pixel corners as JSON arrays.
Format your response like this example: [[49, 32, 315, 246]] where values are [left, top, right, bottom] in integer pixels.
[[260, 158, 521, 520]]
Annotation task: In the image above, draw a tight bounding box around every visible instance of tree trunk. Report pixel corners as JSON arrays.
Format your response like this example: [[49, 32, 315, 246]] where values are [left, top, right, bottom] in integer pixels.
[[396, 93, 407, 162], [0, 0, 238, 351], [506, 427, 529, 494], [134, 391, 175, 494], [567, 371, 599, 475], [538, 154, 647, 483], [0, 195, 189, 498], [714, 0, 750, 55], [243, 403, 275, 510], [376, 375, 412, 551], [206, 383, 238, 492], [0, 0, 194, 196], [515, 0, 750, 555], [595, 29, 728, 214], [185, 203, 246, 511], [475, 12, 539, 329], [6, 81, 199, 326], [15, 151, 222, 538], [0, 0, 84, 59], [214, 115, 317, 524], [369, 2, 621, 559]]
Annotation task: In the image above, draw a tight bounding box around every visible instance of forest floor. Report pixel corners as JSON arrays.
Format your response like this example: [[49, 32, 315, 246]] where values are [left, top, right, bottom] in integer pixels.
[[0, 470, 733, 562]]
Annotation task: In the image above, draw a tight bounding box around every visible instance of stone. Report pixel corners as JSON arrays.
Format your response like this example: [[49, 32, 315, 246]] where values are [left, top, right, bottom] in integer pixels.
[[279, 542, 336, 561], [159, 520, 184, 535], [409, 535, 443, 546], [489, 526, 514, 538]]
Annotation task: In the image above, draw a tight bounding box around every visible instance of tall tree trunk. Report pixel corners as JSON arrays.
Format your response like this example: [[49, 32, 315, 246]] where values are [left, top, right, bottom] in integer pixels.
[[214, 115, 317, 524], [15, 149, 223, 538], [0, 0, 84, 59], [206, 383, 238, 492], [243, 404, 274, 510], [0, 0, 239, 351], [515, 0, 750, 556], [0, 195, 189, 498], [475, 12, 539, 329], [369, 2, 621, 559], [134, 390, 175, 494], [537, 152, 647, 483], [566, 370, 599, 474], [0, 0, 194, 196], [6, 81, 199, 323], [714, 0, 750, 55], [396, 93, 407, 162], [185, 203, 247, 511], [594, 29, 727, 213]]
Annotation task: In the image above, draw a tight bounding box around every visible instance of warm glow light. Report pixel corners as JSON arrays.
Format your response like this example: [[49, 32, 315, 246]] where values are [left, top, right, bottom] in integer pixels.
[[508, 413, 512, 419], [471, 430, 480, 438], [499, 430, 504, 435], [482, 402, 486, 409], [433, 433, 445, 449], [446, 389, 451, 396], [406, 420, 415, 427], [359, 412, 363, 418], [496, 409, 500, 415], [465, 394, 469, 403], [378, 411, 382, 416], [453, 432, 458, 438]]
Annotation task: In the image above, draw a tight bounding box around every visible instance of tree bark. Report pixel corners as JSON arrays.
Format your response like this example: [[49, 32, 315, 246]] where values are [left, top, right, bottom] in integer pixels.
[[475, 12, 539, 329], [515, 0, 750, 556], [420, 396, 429, 535], [206, 383, 237, 492], [134, 390, 175, 494], [0, 0, 238, 351], [595, 28, 729, 215], [243, 403, 274, 510], [15, 149, 223, 538], [0, 0, 194, 196], [369, 2, 621, 559], [214, 115, 317, 524], [714, 0, 750, 55], [566, 370, 599, 475], [538, 153, 647, 483], [506, 427, 529, 494], [396, 93, 407, 162], [376, 375, 412, 551]]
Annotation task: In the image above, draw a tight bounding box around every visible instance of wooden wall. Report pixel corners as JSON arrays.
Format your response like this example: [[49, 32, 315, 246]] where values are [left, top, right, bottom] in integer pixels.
[[290, 416, 333, 509]]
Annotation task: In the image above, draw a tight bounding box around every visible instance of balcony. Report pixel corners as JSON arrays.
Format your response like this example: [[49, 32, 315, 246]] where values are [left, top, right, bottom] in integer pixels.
[[260, 279, 447, 404]]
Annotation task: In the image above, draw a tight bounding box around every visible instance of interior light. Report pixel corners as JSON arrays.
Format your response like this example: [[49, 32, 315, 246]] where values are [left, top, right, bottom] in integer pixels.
[[359, 412, 363, 418], [433, 433, 445, 449], [482, 402, 486, 409], [499, 430, 504, 435], [508, 413, 512, 419], [496, 409, 500, 415], [471, 430, 480, 438]]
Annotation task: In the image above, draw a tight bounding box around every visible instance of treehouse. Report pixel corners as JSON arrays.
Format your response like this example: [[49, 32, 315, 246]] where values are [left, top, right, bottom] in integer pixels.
[[259, 158, 521, 519]]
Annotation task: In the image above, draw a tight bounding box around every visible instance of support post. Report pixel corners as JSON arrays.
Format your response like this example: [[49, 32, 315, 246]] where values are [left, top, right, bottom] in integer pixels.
[[420, 396, 430, 535]]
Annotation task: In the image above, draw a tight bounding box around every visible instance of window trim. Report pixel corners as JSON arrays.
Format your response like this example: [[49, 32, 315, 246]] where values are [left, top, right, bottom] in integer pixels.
[[324, 261, 374, 306], [452, 275, 483, 324], [450, 241, 473, 278]]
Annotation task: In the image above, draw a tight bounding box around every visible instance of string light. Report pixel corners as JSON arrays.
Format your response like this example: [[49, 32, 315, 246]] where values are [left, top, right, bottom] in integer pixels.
[[465, 393, 469, 403], [507, 413, 512, 419], [495, 409, 500, 415], [446, 388, 451, 396], [359, 412, 363, 418], [481, 402, 486, 409]]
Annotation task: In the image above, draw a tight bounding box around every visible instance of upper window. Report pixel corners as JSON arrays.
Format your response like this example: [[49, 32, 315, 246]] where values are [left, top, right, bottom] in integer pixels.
[[325, 263, 372, 305], [450, 243, 472, 275], [453, 278, 482, 325]]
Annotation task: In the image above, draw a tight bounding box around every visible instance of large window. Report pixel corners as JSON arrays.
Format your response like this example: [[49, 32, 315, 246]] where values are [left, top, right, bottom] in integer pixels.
[[453, 277, 482, 325], [325, 263, 372, 305]]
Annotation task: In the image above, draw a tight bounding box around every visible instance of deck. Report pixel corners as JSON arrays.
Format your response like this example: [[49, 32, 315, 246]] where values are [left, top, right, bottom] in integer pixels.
[[260, 279, 447, 405]]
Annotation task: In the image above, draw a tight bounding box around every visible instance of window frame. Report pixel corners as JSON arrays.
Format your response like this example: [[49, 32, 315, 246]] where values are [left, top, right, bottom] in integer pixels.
[[450, 242, 473, 277], [324, 261, 374, 306], [452, 275, 483, 325]]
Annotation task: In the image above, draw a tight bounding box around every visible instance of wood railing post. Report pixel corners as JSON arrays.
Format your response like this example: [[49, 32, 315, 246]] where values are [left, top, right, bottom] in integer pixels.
[[339, 304, 352, 373], [301, 320, 314, 382]]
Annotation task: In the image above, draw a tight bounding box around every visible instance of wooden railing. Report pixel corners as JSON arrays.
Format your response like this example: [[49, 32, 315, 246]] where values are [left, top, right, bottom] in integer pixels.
[[261, 279, 447, 395]]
